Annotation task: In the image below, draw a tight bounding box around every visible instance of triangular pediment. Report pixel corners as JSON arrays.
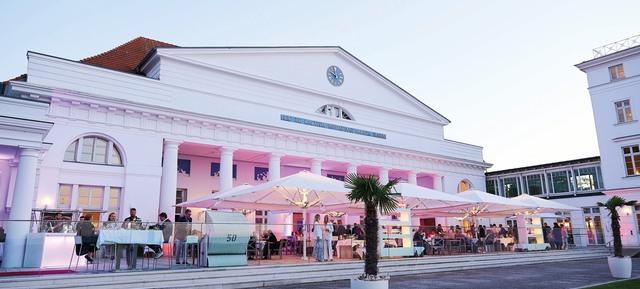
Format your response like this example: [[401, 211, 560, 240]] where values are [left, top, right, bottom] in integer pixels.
[[148, 46, 449, 124]]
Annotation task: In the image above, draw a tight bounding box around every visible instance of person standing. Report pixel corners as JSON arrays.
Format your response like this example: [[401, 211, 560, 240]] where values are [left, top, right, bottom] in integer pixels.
[[122, 208, 142, 267], [542, 222, 550, 244], [552, 223, 562, 250], [175, 209, 192, 264], [323, 216, 334, 261], [312, 214, 324, 262], [560, 224, 568, 250]]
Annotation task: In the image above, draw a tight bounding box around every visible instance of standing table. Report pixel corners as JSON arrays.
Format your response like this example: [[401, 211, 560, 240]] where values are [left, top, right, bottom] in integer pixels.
[[97, 229, 163, 270]]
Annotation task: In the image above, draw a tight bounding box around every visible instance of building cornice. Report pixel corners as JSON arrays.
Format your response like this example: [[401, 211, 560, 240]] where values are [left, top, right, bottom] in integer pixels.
[[11, 82, 490, 173]]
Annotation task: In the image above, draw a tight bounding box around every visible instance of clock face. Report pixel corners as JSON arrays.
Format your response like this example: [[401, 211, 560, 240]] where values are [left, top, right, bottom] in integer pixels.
[[326, 65, 344, 86]]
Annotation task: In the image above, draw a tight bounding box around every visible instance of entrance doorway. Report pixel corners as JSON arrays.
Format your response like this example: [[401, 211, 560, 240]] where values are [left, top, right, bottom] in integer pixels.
[[420, 218, 436, 232], [584, 207, 605, 245]]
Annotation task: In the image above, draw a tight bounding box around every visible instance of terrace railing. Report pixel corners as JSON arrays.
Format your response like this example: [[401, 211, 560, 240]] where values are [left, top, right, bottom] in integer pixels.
[[593, 34, 640, 58]]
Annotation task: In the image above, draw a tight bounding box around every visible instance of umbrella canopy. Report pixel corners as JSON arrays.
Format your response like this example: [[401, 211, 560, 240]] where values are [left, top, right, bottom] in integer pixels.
[[175, 184, 254, 208], [512, 194, 581, 213], [212, 171, 351, 211], [324, 182, 471, 212], [414, 189, 531, 218]]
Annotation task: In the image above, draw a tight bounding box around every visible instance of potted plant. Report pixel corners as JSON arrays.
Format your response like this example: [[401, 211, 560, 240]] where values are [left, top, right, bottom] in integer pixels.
[[345, 173, 399, 289], [597, 196, 637, 278]]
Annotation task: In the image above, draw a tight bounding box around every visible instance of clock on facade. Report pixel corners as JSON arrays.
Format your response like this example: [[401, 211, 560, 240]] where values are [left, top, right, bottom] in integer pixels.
[[326, 65, 344, 86]]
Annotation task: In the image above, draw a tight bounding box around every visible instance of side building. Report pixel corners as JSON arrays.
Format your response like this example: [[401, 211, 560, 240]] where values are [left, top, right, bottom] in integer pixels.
[[486, 156, 607, 247], [576, 34, 640, 247]]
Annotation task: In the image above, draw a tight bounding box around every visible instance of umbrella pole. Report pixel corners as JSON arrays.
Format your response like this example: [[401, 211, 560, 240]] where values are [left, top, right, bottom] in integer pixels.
[[302, 207, 308, 260]]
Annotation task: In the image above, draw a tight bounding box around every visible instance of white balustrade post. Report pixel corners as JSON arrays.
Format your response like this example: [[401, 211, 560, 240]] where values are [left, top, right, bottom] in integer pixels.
[[159, 139, 181, 216], [219, 146, 236, 191], [3, 147, 40, 268]]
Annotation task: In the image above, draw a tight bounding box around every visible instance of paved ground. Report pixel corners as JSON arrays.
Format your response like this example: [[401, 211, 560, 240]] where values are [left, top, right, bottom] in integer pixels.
[[265, 258, 640, 289]]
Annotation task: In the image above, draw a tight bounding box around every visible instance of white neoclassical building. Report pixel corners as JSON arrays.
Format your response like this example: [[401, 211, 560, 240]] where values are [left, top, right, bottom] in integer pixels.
[[0, 37, 490, 267]]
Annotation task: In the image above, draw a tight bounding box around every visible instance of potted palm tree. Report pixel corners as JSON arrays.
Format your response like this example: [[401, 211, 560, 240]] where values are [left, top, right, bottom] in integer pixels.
[[345, 173, 399, 289], [597, 196, 637, 278]]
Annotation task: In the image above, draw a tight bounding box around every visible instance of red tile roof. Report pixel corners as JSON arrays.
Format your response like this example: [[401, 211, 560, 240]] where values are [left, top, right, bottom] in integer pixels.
[[4, 37, 177, 83], [80, 36, 177, 73]]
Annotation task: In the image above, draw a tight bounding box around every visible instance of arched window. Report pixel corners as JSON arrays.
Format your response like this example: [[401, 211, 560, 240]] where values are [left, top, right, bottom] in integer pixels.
[[64, 135, 124, 166], [316, 104, 354, 121], [457, 179, 473, 193]]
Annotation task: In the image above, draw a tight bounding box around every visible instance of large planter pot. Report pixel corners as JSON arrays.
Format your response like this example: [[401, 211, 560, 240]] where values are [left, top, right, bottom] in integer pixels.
[[351, 278, 389, 289], [607, 256, 632, 279]]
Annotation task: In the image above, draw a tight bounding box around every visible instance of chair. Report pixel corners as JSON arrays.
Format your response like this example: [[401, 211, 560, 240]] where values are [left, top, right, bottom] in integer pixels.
[[432, 238, 445, 255], [268, 239, 287, 259], [69, 236, 97, 271]]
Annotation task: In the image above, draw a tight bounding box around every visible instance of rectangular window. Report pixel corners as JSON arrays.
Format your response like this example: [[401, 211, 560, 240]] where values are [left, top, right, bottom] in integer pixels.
[[57, 184, 73, 209], [609, 64, 625, 81], [502, 177, 519, 197], [525, 175, 543, 195], [551, 171, 570, 193], [615, 100, 634, 123], [575, 167, 599, 191], [623, 145, 640, 176], [486, 180, 497, 195], [77, 185, 104, 210]]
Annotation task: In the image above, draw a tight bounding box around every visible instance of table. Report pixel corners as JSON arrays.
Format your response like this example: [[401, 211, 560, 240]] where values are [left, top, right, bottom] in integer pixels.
[[499, 237, 514, 251], [97, 229, 163, 270]]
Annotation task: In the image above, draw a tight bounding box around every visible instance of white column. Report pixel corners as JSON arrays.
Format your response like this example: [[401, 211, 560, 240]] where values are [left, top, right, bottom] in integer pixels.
[[159, 139, 181, 216], [219, 146, 236, 191], [268, 153, 283, 181], [408, 171, 418, 185], [310, 159, 322, 175], [3, 147, 40, 268], [379, 167, 389, 184], [570, 210, 588, 247]]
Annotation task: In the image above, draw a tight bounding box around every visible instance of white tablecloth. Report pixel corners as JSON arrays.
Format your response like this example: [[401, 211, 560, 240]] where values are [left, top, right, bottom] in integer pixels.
[[97, 229, 164, 247]]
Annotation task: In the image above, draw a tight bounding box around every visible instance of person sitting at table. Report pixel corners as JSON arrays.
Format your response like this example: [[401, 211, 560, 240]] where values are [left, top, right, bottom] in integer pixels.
[[175, 209, 193, 264], [48, 212, 71, 233], [148, 212, 173, 259], [122, 208, 142, 230], [445, 226, 456, 239], [103, 212, 119, 230], [263, 230, 278, 259], [76, 215, 97, 263], [335, 221, 347, 238], [353, 223, 365, 240], [499, 224, 508, 238], [413, 229, 425, 248], [436, 224, 444, 236]]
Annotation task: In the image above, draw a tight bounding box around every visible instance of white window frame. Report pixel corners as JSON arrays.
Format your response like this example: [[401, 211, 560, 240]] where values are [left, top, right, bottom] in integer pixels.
[[622, 144, 640, 176], [614, 99, 634, 124], [64, 136, 123, 166]]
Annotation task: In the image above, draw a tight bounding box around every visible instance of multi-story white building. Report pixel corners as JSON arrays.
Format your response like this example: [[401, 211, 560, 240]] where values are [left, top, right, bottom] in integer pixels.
[[0, 37, 490, 268], [576, 35, 640, 247]]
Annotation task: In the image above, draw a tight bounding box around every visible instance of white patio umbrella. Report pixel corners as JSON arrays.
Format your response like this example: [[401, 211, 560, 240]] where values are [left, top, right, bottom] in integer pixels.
[[175, 184, 254, 208], [415, 189, 531, 219], [212, 171, 352, 260], [512, 194, 581, 213], [323, 182, 472, 212]]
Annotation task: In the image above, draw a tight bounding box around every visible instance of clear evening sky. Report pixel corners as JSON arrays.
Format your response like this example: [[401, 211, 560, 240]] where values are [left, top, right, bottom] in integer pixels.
[[2, 1, 639, 171]]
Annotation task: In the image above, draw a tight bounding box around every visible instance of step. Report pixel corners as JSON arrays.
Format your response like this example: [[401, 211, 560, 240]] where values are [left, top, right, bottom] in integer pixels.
[[1, 249, 609, 289]]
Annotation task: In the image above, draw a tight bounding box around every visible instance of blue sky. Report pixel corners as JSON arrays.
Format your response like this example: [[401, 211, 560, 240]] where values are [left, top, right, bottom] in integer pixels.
[[2, 1, 639, 170]]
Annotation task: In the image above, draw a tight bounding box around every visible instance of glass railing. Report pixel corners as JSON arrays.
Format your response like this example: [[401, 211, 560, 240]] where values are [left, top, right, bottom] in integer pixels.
[[0, 220, 596, 273]]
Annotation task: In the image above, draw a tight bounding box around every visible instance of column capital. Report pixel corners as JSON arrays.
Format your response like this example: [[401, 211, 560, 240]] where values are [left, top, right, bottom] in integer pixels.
[[17, 146, 41, 158], [220, 146, 237, 152], [269, 152, 286, 158], [163, 139, 183, 148], [311, 158, 324, 163]]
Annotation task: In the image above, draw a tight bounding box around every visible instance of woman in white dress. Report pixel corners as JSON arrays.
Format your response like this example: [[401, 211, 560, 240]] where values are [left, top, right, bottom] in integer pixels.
[[323, 215, 334, 261], [312, 214, 324, 262]]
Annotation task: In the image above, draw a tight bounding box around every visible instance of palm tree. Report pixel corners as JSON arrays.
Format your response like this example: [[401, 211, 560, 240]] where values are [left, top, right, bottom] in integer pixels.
[[345, 173, 399, 279], [597, 196, 637, 257]]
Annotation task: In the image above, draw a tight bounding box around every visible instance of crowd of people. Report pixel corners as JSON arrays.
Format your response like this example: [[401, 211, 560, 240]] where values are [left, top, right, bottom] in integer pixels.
[[52, 208, 194, 266], [542, 222, 570, 250], [412, 223, 515, 254]]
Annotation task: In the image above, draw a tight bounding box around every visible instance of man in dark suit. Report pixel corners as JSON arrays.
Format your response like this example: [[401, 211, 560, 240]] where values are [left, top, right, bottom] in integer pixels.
[[263, 230, 278, 259], [149, 212, 173, 259]]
